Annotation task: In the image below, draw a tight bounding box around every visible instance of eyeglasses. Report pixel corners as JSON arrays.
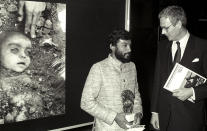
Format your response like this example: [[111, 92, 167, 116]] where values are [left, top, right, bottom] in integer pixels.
[[160, 24, 173, 32]]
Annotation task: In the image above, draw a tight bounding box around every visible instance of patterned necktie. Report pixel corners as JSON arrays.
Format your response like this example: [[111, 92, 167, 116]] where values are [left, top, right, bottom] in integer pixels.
[[173, 41, 181, 65]]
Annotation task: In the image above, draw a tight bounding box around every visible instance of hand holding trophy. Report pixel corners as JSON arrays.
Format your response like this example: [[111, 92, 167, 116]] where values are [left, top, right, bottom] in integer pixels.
[[121, 90, 145, 131]]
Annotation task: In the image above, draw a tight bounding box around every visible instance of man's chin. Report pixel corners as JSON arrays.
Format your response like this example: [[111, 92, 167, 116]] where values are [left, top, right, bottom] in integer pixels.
[[120, 58, 130, 63], [115, 53, 131, 63]]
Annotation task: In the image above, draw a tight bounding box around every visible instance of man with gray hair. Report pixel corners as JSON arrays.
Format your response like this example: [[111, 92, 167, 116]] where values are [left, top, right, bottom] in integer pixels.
[[150, 5, 207, 131]]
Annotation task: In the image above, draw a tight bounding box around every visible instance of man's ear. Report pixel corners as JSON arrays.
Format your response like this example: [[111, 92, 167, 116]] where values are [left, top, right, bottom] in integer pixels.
[[110, 44, 115, 51], [176, 20, 182, 28]]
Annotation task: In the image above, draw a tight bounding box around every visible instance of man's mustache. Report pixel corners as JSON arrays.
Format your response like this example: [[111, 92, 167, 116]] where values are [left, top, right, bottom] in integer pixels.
[[124, 52, 131, 56]]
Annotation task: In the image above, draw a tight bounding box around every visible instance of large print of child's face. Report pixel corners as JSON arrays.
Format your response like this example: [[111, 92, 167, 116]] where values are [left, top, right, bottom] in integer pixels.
[[0, 34, 32, 72]]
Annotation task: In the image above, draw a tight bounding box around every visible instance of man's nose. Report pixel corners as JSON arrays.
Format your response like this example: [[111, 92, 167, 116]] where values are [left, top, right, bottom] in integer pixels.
[[161, 29, 166, 35], [126, 45, 131, 52], [127, 45, 131, 52]]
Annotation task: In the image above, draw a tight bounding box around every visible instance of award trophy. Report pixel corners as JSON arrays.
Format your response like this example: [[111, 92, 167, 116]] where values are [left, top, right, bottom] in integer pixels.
[[121, 90, 135, 124], [121, 90, 145, 131]]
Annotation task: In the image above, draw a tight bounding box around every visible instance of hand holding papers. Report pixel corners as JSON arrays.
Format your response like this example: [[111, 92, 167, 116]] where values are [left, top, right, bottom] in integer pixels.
[[172, 87, 194, 102], [163, 63, 206, 102]]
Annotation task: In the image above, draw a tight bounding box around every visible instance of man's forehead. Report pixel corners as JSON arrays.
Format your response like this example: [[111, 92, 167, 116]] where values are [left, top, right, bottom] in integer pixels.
[[160, 17, 171, 27], [118, 39, 131, 44]]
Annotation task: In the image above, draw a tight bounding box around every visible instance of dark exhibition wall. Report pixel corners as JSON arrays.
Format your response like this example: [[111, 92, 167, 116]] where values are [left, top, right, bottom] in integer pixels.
[[66, 0, 125, 129], [131, 0, 158, 129], [63, 0, 126, 130]]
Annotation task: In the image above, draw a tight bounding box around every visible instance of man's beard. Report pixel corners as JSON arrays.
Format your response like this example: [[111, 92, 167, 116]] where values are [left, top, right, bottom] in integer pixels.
[[115, 50, 131, 63]]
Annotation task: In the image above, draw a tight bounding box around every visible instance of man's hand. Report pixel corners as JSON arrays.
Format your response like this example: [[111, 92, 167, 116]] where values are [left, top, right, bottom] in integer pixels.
[[133, 112, 141, 125], [130, 112, 142, 128], [114, 113, 130, 129], [172, 88, 193, 101], [18, 1, 46, 38], [150, 113, 159, 130]]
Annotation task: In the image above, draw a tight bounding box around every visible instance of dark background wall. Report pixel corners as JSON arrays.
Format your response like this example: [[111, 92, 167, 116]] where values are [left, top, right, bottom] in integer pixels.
[[130, 0, 158, 130], [66, 0, 126, 129]]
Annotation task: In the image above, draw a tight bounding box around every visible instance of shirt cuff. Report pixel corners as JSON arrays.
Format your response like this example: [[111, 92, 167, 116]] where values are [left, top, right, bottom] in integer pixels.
[[151, 112, 158, 114], [108, 111, 117, 125], [187, 88, 195, 102], [192, 87, 195, 100], [190, 87, 196, 100]]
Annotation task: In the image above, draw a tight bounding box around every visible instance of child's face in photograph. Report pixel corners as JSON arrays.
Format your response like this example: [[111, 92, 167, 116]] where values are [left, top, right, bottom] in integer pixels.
[[0, 34, 32, 72]]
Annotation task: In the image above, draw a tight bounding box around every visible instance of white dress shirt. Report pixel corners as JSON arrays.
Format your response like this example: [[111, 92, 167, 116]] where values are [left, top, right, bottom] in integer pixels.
[[171, 31, 195, 101], [171, 31, 189, 62]]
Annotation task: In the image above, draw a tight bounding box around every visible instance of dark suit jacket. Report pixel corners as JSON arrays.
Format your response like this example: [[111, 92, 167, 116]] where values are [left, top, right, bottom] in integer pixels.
[[151, 34, 207, 131]]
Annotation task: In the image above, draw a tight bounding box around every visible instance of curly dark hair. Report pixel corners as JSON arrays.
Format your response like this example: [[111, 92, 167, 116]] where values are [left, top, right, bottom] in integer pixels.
[[107, 29, 131, 46]]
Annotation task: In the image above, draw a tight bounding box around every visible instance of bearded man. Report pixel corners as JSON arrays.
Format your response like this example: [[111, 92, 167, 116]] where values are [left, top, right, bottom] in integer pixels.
[[81, 29, 143, 131]]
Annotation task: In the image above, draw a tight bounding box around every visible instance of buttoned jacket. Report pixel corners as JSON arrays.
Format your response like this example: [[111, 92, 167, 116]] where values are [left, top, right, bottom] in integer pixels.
[[81, 55, 142, 131]]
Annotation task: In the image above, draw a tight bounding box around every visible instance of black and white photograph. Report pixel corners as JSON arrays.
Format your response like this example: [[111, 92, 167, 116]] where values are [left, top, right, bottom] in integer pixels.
[[2, 0, 207, 131], [0, 0, 66, 125]]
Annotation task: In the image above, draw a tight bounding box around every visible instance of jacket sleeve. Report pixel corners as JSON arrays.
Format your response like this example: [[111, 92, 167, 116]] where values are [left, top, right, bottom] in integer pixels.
[[80, 63, 117, 125], [133, 64, 143, 114]]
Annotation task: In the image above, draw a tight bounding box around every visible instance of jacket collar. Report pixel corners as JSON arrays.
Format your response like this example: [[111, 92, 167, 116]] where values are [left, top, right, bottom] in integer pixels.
[[108, 54, 122, 68]]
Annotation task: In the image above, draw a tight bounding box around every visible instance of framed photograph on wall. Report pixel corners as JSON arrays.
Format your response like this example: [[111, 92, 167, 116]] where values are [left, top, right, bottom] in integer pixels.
[[0, 0, 66, 130]]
